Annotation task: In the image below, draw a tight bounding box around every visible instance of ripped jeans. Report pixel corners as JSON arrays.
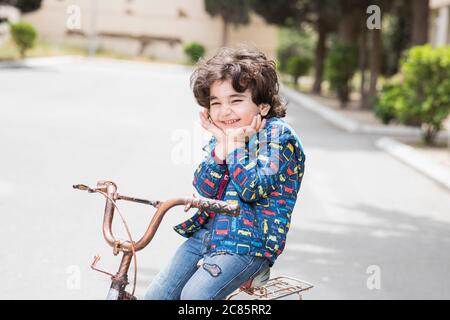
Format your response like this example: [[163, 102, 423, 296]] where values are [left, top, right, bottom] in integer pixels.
[[144, 227, 270, 300]]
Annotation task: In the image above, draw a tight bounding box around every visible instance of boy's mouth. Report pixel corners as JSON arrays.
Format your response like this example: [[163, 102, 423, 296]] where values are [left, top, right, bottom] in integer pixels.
[[221, 119, 240, 126]]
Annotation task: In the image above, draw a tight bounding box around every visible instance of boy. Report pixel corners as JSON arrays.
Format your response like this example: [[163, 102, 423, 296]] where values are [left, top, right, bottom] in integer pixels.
[[145, 46, 305, 300]]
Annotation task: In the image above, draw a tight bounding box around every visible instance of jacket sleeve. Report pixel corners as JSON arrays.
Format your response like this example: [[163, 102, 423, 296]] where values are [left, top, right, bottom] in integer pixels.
[[225, 126, 299, 203], [192, 137, 227, 198]]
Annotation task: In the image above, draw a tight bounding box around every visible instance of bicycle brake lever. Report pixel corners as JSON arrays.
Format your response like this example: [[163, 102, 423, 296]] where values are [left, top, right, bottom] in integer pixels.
[[73, 184, 96, 193]]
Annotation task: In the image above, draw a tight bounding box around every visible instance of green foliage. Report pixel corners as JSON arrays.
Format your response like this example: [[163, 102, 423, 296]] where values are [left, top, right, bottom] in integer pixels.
[[381, 2, 411, 76], [9, 21, 37, 58], [374, 83, 402, 125], [401, 45, 450, 143], [325, 42, 358, 107], [286, 55, 312, 85], [375, 45, 450, 144], [183, 42, 206, 64], [0, 0, 42, 13], [204, 0, 250, 24], [276, 27, 314, 72]]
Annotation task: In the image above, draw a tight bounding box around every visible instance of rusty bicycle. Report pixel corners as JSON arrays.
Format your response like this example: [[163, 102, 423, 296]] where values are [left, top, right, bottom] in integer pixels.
[[73, 180, 313, 300]]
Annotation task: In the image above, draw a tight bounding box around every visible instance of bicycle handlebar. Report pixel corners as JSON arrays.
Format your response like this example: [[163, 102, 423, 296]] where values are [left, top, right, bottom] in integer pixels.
[[73, 180, 240, 253]]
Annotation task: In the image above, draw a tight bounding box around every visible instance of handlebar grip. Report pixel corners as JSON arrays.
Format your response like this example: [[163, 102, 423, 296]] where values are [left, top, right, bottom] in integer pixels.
[[191, 198, 240, 217]]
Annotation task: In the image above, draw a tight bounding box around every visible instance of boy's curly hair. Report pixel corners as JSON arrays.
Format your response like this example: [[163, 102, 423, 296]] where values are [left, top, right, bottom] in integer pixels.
[[190, 46, 287, 118]]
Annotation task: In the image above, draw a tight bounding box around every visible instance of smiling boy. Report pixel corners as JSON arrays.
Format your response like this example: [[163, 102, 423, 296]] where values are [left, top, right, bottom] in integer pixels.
[[145, 46, 306, 300]]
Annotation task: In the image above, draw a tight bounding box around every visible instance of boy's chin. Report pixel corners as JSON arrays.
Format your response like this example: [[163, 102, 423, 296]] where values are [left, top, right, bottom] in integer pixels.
[[221, 124, 245, 131]]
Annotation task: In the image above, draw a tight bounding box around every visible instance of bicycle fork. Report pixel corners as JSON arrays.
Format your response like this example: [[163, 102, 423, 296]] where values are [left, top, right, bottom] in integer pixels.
[[106, 252, 136, 300]]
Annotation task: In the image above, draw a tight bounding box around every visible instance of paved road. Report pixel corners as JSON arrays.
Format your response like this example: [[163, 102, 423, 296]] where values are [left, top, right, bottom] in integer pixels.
[[1, 58, 449, 299]]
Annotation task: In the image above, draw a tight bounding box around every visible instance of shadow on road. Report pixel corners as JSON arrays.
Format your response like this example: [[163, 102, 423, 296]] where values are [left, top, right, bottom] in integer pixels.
[[278, 202, 450, 299]]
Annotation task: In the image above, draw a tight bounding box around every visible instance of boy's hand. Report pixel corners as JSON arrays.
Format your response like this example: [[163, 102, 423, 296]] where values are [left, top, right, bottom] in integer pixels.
[[225, 114, 266, 151], [199, 110, 226, 143], [199, 111, 266, 162]]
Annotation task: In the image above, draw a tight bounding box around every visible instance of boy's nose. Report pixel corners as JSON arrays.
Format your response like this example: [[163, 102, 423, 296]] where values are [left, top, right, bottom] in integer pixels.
[[221, 104, 233, 116]]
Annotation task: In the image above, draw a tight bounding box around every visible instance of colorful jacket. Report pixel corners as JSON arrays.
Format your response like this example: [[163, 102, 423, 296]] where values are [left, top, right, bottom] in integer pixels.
[[173, 116, 305, 266]]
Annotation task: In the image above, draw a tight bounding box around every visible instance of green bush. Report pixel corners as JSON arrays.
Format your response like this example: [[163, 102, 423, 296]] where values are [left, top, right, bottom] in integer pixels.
[[325, 42, 358, 107], [375, 45, 450, 144], [183, 42, 206, 64], [374, 83, 401, 124], [401, 45, 450, 143], [286, 55, 312, 86], [277, 44, 296, 72], [9, 21, 37, 58]]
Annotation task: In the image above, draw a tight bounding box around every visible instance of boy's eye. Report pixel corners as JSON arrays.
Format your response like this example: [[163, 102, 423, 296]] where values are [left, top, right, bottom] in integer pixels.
[[232, 100, 242, 104]]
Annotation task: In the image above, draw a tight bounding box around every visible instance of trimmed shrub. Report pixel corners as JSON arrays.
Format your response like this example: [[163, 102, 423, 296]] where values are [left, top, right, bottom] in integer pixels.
[[286, 55, 312, 86], [183, 42, 206, 64], [375, 83, 402, 124], [10, 21, 37, 58], [325, 42, 358, 107]]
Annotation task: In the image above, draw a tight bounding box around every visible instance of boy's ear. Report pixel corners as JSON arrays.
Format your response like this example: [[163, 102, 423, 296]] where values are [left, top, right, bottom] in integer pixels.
[[259, 103, 271, 117]]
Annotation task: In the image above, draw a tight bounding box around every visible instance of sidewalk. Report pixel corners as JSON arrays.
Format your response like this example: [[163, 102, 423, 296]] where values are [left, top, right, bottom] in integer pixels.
[[281, 85, 450, 191], [281, 85, 450, 140]]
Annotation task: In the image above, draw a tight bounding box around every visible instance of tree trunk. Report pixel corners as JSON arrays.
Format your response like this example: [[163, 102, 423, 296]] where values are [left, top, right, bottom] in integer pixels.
[[337, 12, 359, 106], [359, 25, 368, 109], [312, 19, 327, 94], [367, 27, 382, 110], [337, 12, 359, 44], [221, 17, 229, 46], [411, 0, 429, 45]]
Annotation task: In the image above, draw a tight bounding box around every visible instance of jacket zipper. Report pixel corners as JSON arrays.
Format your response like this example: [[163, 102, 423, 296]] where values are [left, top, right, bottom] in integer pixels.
[[208, 168, 229, 251], [217, 168, 229, 200]]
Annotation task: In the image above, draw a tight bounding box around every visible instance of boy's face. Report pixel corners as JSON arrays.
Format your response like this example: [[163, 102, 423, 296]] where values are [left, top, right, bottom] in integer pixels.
[[208, 79, 261, 132]]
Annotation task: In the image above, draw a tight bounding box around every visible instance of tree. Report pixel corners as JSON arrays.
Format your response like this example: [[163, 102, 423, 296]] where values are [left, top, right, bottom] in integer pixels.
[[204, 0, 251, 46], [382, 0, 411, 76], [411, 0, 429, 45], [348, 0, 394, 109], [251, 0, 338, 94], [308, 0, 339, 94], [0, 0, 42, 14]]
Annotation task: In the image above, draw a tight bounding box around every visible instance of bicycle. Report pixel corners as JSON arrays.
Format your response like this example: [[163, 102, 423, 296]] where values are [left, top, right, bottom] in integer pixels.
[[73, 180, 313, 300]]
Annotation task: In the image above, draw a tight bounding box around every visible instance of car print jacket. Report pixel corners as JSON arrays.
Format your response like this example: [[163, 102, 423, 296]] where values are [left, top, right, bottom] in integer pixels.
[[173, 116, 306, 266]]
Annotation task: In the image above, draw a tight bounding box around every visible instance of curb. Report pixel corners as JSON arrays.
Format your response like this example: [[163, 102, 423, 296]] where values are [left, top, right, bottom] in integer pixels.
[[281, 85, 449, 141], [282, 85, 359, 132], [0, 55, 195, 73], [375, 137, 450, 191]]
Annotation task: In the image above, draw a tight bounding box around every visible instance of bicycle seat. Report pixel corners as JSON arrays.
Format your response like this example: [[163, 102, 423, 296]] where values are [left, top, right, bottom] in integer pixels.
[[241, 267, 270, 290]]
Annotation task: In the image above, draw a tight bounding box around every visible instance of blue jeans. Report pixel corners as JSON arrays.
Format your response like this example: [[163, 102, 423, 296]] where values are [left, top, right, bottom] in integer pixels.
[[144, 227, 270, 300]]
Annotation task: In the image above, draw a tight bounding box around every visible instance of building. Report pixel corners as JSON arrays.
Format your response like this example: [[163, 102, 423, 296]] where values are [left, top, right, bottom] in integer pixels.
[[0, 5, 20, 43], [430, 0, 450, 46], [19, 0, 278, 62]]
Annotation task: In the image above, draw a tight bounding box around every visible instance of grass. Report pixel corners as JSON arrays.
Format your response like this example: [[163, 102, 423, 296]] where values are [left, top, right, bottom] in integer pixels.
[[0, 40, 86, 60]]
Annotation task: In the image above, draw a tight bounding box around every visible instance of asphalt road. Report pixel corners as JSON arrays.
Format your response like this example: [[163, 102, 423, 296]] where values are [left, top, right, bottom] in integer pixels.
[[1, 58, 449, 299]]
